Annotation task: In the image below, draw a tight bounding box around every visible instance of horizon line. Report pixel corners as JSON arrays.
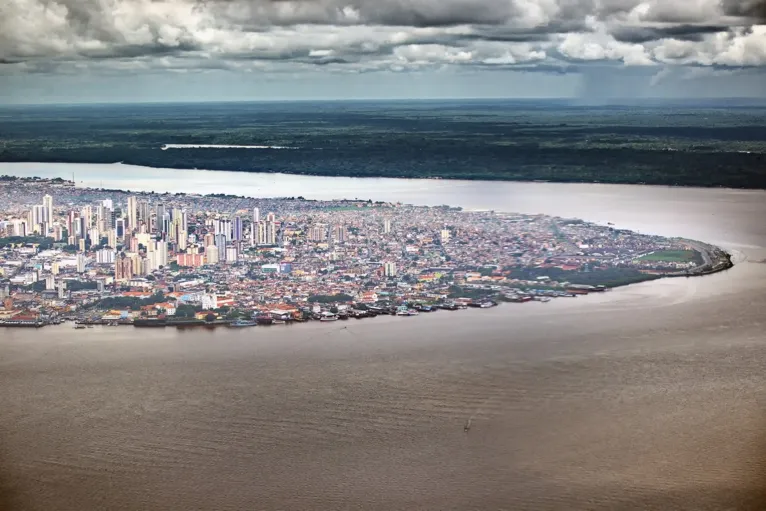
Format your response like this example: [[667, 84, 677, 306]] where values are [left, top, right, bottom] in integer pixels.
[[2, 96, 766, 108]]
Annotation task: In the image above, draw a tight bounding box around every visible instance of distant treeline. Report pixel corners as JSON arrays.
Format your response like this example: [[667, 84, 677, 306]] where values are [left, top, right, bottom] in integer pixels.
[[1, 101, 764, 189]]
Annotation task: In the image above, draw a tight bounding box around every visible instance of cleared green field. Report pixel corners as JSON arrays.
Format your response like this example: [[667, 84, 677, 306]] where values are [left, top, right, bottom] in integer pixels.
[[639, 250, 699, 262]]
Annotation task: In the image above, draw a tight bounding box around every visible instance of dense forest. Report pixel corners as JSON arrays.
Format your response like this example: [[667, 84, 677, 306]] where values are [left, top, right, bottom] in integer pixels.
[[1, 100, 764, 188]]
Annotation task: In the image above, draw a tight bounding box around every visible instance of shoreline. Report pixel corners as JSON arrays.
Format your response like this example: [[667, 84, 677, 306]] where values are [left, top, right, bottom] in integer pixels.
[[3, 161, 766, 193]]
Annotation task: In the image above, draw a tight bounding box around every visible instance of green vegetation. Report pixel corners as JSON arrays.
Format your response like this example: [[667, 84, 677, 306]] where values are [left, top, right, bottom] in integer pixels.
[[89, 292, 165, 310], [174, 304, 200, 318], [0, 101, 764, 188], [0, 236, 54, 249], [63, 281, 98, 291], [509, 266, 662, 288], [638, 250, 702, 264]]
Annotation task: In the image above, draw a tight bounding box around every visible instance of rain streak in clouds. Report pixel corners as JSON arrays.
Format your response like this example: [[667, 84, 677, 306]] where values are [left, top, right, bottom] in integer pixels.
[[0, 0, 764, 86]]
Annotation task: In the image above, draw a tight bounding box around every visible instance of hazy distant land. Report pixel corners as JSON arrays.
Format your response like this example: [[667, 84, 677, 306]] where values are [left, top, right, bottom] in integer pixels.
[[1, 100, 764, 188]]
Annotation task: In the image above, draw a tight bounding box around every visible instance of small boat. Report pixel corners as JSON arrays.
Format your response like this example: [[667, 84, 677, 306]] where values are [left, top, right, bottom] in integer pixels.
[[319, 313, 338, 322], [230, 319, 256, 328], [73, 325, 86, 330]]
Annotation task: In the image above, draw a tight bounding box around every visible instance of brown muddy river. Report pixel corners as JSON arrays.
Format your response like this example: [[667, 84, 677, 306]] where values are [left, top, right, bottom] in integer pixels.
[[2, 164, 766, 510]]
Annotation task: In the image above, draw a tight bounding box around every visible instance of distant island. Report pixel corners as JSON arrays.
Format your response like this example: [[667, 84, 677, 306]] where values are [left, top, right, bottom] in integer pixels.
[[0, 100, 764, 189], [0, 176, 732, 328]]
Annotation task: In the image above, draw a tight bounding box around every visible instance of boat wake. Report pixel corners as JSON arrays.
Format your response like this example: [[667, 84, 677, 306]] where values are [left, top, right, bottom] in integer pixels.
[[161, 144, 298, 150]]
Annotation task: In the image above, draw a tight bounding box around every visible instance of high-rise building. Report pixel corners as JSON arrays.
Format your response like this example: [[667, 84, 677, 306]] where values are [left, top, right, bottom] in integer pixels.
[[155, 203, 166, 233], [89, 228, 100, 245], [225, 246, 238, 263], [115, 219, 125, 241], [106, 229, 117, 249], [440, 229, 451, 243], [115, 255, 133, 282], [81, 206, 92, 232], [58, 282, 66, 299], [76, 253, 87, 273], [205, 245, 219, 265], [176, 224, 188, 251], [257, 221, 277, 245], [383, 218, 391, 234], [127, 196, 138, 231], [96, 249, 116, 264], [233, 216, 243, 241], [251, 208, 260, 246], [31, 205, 45, 230], [52, 224, 63, 241], [138, 201, 151, 226], [215, 218, 232, 242], [308, 224, 327, 242], [51, 261, 59, 275], [156, 240, 168, 268], [42, 194, 53, 227], [45, 274, 55, 290], [333, 224, 347, 244], [384, 262, 397, 277]]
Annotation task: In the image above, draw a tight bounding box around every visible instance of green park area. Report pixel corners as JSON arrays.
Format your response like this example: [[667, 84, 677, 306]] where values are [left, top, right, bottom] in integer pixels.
[[638, 250, 701, 263]]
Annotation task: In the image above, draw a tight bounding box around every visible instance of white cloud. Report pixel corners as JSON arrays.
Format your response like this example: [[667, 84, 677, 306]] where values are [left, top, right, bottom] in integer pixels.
[[0, 0, 762, 75]]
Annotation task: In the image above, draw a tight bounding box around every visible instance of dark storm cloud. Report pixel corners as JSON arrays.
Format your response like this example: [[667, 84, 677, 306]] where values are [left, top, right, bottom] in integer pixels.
[[721, 0, 766, 21], [612, 25, 731, 43], [1, 0, 765, 74]]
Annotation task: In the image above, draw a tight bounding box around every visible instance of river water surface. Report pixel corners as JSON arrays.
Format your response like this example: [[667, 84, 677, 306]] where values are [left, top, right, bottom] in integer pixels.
[[2, 162, 766, 510]]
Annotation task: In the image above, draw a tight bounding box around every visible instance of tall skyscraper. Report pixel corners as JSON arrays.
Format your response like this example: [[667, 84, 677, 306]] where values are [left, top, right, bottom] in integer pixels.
[[115, 219, 125, 241], [31, 205, 45, 231], [251, 208, 260, 246], [383, 218, 392, 234], [76, 254, 86, 273], [333, 224, 347, 244], [138, 201, 151, 226], [258, 221, 276, 245], [216, 218, 232, 242], [81, 206, 92, 232], [127, 196, 138, 231], [308, 224, 327, 242], [156, 240, 168, 268], [233, 216, 243, 241], [384, 262, 397, 277], [42, 194, 53, 227]]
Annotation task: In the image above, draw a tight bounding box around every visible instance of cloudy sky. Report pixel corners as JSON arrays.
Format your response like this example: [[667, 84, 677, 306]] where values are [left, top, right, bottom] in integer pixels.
[[0, 0, 764, 103]]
